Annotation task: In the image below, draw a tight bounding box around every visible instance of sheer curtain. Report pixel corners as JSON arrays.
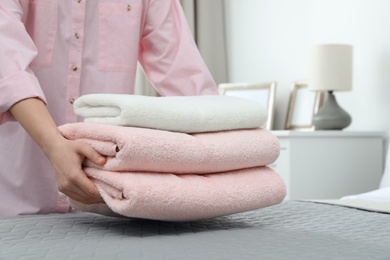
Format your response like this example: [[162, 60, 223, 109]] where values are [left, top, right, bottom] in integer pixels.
[[134, 0, 229, 96], [184, 0, 229, 85]]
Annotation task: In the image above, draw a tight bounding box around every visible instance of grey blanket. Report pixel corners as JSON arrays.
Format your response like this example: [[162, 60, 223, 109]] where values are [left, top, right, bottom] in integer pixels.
[[1, 201, 389, 260]]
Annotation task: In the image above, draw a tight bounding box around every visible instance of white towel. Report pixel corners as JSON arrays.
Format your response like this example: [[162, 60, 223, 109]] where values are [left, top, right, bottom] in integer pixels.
[[341, 187, 390, 202], [73, 94, 267, 133]]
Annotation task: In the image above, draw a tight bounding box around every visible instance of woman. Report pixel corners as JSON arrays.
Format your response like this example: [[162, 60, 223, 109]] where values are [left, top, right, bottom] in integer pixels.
[[0, 0, 218, 216]]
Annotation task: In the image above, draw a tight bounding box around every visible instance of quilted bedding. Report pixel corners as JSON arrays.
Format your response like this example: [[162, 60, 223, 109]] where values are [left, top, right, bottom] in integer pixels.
[[1, 200, 389, 260]]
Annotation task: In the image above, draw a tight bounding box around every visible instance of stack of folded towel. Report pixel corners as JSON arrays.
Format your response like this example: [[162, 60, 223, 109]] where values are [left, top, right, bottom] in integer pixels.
[[58, 94, 286, 221]]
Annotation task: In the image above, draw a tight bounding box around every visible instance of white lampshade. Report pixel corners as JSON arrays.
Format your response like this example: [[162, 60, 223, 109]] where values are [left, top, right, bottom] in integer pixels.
[[308, 44, 353, 91]]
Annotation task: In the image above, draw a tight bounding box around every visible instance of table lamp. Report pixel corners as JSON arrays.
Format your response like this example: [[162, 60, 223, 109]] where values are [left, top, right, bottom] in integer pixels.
[[308, 44, 353, 130]]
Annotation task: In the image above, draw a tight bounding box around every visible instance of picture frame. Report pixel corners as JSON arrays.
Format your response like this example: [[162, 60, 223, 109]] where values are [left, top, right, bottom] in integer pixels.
[[285, 81, 325, 130], [218, 82, 276, 130]]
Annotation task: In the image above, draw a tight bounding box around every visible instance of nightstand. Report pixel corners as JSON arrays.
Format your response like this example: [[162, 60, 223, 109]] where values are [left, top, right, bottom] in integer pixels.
[[270, 131, 386, 200]]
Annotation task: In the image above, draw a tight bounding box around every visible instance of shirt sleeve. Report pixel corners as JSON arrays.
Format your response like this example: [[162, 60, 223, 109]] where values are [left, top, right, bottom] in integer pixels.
[[0, 1, 46, 124], [138, 0, 218, 96]]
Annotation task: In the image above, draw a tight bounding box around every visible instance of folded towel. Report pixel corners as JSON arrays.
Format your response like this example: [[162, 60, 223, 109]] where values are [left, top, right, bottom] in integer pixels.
[[73, 94, 267, 133], [68, 166, 286, 221], [58, 123, 280, 174]]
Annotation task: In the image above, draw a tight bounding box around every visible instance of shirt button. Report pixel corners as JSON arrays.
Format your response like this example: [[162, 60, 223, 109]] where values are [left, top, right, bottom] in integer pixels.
[[71, 65, 78, 71], [127, 4, 131, 11], [75, 32, 80, 39], [77, 0, 82, 3], [69, 98, 75, 104]]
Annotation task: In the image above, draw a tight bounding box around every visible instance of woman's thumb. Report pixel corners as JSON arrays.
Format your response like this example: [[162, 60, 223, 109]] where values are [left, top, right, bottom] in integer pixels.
[[82, 144, 106, 166]]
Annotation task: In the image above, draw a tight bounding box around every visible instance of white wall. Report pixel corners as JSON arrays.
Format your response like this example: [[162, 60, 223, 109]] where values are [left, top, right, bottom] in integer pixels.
[[224, 0, 390, 131]]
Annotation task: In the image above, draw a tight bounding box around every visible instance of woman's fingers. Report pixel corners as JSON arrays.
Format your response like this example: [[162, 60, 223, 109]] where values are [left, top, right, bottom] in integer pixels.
[[52, 139, 106, 204], [58, 170, 104, 204], [74, 173, 105, 204], [78, 142, 107, 166], [65, 164, 104, 204]]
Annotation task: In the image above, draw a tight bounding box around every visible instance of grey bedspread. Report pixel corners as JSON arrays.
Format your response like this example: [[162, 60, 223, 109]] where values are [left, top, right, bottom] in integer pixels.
[[1, 201, 389, 260]]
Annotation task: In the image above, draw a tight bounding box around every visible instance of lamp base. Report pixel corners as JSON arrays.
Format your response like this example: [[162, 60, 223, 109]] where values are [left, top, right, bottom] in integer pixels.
[[313, 91, 351, 130]]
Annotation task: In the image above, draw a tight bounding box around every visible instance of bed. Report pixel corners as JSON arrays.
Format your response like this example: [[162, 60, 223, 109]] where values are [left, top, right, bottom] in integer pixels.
[[1, 200, 389, 260]]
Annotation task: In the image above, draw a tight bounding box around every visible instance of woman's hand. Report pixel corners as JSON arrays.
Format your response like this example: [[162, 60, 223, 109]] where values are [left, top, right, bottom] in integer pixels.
[[47, 137, 107, 204], [10, 98, 106, 204]]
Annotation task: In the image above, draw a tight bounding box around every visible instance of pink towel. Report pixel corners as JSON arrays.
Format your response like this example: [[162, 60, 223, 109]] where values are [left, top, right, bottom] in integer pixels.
[[59, 123, 280, 174], [69, 166, 286, 221]]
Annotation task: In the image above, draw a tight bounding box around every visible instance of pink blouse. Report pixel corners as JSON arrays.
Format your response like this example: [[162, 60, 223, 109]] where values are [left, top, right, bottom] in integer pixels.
[[0, 0, 218, 216]]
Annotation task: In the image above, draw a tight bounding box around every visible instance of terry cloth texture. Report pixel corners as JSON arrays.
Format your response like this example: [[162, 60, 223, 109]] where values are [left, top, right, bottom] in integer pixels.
[[73, 94, 267, 133], [59, 93, 284, 221], [58, 123, 280, 174], [68, 166, 286, 221]]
